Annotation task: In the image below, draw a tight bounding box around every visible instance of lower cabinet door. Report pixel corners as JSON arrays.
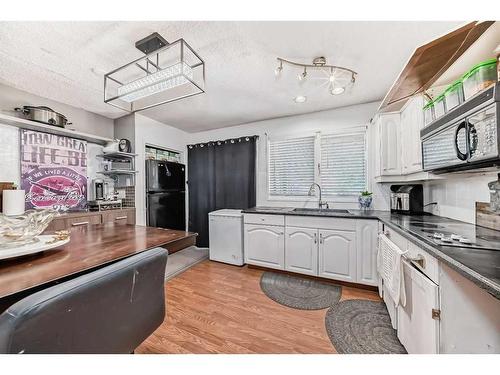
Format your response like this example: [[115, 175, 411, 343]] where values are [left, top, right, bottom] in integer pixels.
[[397, 261, 439, 354], [356, 220, 379, 286], [285, 226, 318, 276], [318, 229, 356, 282], [244, 224, 285, 270]]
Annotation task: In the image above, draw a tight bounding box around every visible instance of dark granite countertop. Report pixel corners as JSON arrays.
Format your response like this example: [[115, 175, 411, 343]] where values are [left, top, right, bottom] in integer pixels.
[[242, 207, 500, 300]]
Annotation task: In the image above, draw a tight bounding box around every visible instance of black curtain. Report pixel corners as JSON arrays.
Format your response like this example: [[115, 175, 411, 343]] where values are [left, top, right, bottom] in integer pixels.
[[188, 136, 257, 247]]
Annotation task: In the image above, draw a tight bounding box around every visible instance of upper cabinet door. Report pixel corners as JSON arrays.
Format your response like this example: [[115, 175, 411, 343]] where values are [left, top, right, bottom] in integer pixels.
[[318, 229, 356, 283], [244, 224, 285, 270], [355, 220, 379, 286], [401, 96, 424, 175], [285, 226, 318, 276], [380, 113, 402, 176]]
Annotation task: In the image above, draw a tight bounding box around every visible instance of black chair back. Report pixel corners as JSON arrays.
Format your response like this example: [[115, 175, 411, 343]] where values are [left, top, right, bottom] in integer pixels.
[[0, 247, 168, 353]]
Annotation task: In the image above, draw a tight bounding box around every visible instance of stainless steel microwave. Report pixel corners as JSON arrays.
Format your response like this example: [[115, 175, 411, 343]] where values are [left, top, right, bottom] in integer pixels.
[[421, 83, 500, 173]]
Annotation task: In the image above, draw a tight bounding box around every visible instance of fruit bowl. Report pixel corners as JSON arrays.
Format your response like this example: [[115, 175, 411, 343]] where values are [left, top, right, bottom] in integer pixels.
[[0, 209, 59, 248]]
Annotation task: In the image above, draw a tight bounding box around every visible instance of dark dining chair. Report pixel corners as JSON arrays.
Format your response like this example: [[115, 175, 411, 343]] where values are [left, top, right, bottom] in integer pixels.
[[0, 247, 168, 354]]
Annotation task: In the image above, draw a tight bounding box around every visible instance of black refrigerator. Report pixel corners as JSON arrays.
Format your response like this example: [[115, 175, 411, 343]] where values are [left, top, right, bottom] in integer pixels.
[[146, 160, 186, 231]]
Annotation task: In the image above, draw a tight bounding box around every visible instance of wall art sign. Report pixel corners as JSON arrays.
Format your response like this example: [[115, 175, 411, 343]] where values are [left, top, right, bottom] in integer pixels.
[[20, 130, 88, 211]]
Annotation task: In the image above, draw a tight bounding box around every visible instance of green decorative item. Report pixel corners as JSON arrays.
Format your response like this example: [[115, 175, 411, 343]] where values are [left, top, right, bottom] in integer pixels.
[[359, 191, 373, 210]]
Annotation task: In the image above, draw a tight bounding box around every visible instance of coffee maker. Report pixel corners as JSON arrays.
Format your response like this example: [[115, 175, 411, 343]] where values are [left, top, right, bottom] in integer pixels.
[[92, 178, 105, 201], [390, 184, 423, 214]]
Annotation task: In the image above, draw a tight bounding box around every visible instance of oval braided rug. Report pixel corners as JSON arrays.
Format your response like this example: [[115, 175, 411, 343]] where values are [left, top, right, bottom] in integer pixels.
[[325, 300, 407, 354], [260, 272, 341, 310]]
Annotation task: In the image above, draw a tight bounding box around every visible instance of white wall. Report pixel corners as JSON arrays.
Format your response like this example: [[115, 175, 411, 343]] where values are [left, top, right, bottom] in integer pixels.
[[188, 101, 381, 209], [423, 171, 498, 223], [133, 114, 190, 226], [0, 83, 114, 139]]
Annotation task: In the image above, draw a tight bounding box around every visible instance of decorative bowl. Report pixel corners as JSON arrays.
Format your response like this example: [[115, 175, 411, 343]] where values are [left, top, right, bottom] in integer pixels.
[[0, 209, 59, 248]]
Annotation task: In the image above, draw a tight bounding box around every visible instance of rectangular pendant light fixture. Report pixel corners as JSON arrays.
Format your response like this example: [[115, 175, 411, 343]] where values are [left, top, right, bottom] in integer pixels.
[[104, 36, 205, 113]]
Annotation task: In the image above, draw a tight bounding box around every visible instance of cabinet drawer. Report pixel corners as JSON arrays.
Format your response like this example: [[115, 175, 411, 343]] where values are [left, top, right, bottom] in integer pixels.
[[66, 215, 101, 228], [45, 217, 68, 232], [244, 213, 284, 226], [407, 241, 439, 284], [286, 215, 356, 230], [102, 209, 135, 225]]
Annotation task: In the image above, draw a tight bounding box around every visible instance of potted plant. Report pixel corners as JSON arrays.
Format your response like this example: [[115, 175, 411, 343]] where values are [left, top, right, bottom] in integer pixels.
[[358, 190, 373, 210]]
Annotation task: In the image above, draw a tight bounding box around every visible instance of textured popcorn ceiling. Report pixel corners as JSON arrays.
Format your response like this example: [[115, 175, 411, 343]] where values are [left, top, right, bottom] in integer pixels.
[[0, 21, 462, 132]]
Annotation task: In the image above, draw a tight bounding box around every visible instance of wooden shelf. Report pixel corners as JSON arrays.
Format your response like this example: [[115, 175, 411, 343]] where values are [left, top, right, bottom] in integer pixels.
[[432, 22, 500, 89], [0, 112, 113, 145], [379, 21, 496, 112]]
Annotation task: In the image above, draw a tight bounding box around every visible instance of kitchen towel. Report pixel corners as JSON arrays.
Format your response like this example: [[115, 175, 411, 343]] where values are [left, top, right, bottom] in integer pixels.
[[377, 233, 406, 308]]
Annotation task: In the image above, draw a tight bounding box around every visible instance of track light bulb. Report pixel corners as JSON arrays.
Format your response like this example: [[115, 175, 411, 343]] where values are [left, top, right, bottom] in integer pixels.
[[330, 87, 345, 95], [298, 68, 307, 81], [294, 95, 307, 103], [275, 63, 283, 77]]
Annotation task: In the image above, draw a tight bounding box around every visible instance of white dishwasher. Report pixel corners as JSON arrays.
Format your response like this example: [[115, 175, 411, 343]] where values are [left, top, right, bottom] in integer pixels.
[[208, 209, 244, 266]]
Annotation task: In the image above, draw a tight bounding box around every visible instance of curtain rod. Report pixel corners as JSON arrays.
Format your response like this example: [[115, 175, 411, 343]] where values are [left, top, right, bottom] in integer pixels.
[[187, 135, 259, 148]]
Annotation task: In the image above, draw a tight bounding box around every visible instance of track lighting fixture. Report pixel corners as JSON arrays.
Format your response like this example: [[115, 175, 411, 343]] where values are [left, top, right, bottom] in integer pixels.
[[274, 56, 357, 101]]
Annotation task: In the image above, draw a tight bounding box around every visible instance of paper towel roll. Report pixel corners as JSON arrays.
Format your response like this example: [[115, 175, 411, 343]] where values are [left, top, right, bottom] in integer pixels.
[[2, 190, 26, 216]]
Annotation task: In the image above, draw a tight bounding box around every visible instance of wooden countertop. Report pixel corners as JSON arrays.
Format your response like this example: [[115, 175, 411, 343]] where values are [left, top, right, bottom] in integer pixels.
[[0, 224, 197, 300]]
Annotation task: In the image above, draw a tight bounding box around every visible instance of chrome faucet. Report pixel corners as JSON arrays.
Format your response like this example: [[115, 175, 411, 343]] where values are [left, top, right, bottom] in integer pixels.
[[308, 183, 329, 209]]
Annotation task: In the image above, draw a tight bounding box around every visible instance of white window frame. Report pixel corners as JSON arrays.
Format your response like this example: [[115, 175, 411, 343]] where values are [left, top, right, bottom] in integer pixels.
[[266, 127, 368, 203]]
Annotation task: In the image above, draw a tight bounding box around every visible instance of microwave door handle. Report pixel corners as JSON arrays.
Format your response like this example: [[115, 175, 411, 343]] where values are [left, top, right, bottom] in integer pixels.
[[454, 121, 468, 161], [468, 123, 478, 158]]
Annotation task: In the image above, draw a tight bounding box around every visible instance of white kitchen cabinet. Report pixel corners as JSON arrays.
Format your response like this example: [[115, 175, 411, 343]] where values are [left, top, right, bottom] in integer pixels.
[[355, 220, 378, 286], [439, 263, 500, 354], [401, 96, 424, 174], [244, 224, 284, 270], [318, 229, 357, 283], [379, 112, 402, 176], [285, 226, 318, 276], [397, 261, 440, 354]]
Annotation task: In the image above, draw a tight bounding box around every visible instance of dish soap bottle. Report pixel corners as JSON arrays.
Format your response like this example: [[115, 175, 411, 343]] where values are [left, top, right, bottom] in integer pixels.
[[488, 173, 500, 212]]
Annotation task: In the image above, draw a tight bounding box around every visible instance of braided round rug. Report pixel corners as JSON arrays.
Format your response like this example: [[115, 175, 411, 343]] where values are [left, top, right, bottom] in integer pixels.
[[325, 299, 407, 354], [260, 271, 341, 310]]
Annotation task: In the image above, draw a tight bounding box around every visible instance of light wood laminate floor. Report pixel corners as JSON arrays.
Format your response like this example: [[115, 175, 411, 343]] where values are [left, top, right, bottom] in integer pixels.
[[136, 260, 381, 354]]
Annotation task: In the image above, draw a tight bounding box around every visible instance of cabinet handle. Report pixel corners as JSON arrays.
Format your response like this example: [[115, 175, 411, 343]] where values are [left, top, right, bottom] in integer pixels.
[[71, 221, 89, 226], [115, 216, 127, 220], [408, 254, 426, 269], [319, 233, 324, 244], [314, 233, 317, 244]]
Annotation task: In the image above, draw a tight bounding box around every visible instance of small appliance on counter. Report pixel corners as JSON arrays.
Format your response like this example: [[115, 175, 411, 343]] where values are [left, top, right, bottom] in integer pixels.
[[390, 184, 423, 214], [92, 178, 106, 201], [488, 173, 500, 212]]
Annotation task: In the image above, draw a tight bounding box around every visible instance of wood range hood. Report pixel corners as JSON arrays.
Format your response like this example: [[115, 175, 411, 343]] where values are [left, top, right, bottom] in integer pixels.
[[379, 21, 496, 112]]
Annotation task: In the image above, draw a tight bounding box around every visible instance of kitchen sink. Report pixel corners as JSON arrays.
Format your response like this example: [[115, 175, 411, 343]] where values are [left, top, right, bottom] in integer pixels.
[[292, 208, 352, 214]]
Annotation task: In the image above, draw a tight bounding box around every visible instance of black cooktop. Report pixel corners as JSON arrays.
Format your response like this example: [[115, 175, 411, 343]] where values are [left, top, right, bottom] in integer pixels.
[[400, 217, 500, 251]]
